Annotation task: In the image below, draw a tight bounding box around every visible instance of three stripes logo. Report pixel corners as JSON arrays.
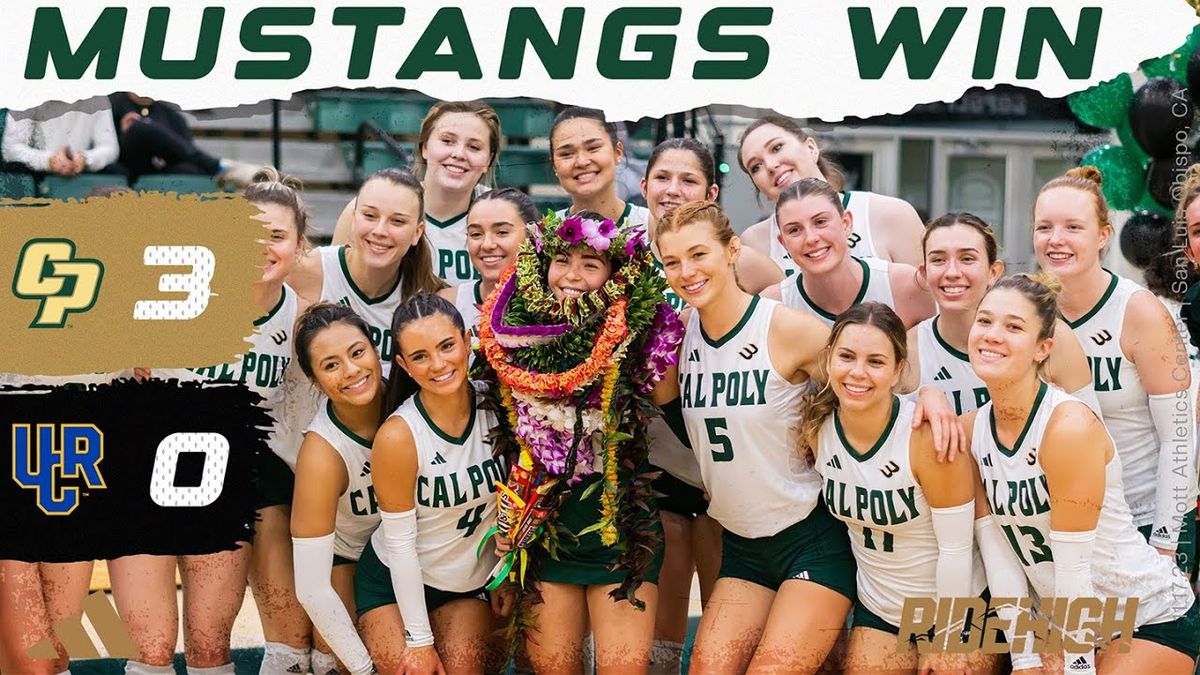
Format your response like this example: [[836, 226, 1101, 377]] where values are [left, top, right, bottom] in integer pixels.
[[27, 591, 136, 659], [933, 366, 952, 382], [687, 349, 700, 363], [431, 452, 447, 466], [359, 460, 371, 478], [269, 330, 287, 345], [880, 460, 900, 478], [1153, 526, 1171, 540], [1068, 655, 1091, 671], [826, 455, 843, 470], [1090, 330, 1113, 347], [981, 454, 993, 467], [738, 344, 759, 360]]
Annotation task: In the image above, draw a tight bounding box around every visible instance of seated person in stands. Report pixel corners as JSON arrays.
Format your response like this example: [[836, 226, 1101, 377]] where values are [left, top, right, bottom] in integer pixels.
[[2, 96, 120, 176], [109, 92, 257, 187]]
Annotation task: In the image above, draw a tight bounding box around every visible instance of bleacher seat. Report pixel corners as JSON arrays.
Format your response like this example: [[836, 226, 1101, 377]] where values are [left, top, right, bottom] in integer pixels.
[[309, 92, 554, 139], [38, 174, 126, 200], [0, 172, 35, 199], [343, 142, 554, 187], [133, 174, 225, 195]]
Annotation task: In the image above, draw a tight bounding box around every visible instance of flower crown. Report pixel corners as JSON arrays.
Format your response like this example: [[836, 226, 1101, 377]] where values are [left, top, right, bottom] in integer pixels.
[[506, 210, 653, 324], [533, 211, 646, 261]]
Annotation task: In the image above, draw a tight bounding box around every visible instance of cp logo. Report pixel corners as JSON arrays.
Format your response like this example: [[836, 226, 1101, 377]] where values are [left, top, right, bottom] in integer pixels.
[[12, 239, 104, 328]]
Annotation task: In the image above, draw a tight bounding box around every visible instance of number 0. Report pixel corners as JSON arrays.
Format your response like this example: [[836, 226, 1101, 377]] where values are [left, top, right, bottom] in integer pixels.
[[149, 433, 229, 507]]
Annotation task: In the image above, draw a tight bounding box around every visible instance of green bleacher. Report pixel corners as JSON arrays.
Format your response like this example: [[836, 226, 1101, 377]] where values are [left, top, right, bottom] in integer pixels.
[[133, 174, 226, 194], [38, 174, 126, 200], [0, 172, 35, 198]]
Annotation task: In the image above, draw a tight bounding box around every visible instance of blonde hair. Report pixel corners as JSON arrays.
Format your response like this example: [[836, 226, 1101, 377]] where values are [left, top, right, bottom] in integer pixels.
[[1035, 166, 1113, 257], [244, 166, 310, 241], [796, 303, 908, 461], [658, 199, 736, 246]]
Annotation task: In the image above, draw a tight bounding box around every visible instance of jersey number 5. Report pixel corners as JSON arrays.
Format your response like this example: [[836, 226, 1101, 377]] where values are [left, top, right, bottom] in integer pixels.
[[705, 417, 733, 462]]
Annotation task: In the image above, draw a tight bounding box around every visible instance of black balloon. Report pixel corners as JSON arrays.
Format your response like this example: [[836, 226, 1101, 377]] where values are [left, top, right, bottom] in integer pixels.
[[1190, 46, 1200, 108], [1130, 77, 1193, 160], [1147, 155, 1199, 209], [1119, 210, 1173, 269]]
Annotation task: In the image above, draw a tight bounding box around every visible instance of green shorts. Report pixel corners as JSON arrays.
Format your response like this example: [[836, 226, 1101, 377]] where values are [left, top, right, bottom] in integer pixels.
[[539, 473, 664, 587], [354, 540, 488, 620], [255, 450, 295, 510], [1133, 595, 1200, 660], [1138, 509, 1197, 576], [333, 554, 357, 566], [651, 467, 707, 518], [719, 501, 856, 600]]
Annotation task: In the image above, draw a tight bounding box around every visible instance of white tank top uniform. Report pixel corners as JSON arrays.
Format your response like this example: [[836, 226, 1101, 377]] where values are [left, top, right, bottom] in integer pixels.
[[972, 383, 1195, 630], [679, 296, 821, 537], [319, 245, 405, 378], [305, 398, 381, 561], [817, 397, 986, 627], [368, 390, 503, 592], [780, 256, 895, 327], [917, 316, 992, 416], [1066, 273, 1187, 532], [454, 280, 483, 355], [770, 190, 877, 276], [426, 210, 477, 285], [188, 285, 301, 467]]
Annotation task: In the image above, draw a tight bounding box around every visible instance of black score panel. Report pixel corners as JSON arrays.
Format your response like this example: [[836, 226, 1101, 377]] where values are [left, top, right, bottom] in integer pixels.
[[0, 378, 269, 562]]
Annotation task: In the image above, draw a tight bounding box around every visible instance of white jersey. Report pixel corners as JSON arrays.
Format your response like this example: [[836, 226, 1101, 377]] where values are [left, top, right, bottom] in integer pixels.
[[426, 210, 477, 285], [555, 202, 649, 231], [972, 384, 1194, 627], [369, 389, 504, 592], [189, 285, 300, 465], [679, 296, 821, 537], [647, 258, 702, 487], [917, 316, 991, 415], [817, 397, 985, 626], [454, 281, 483, 342], [1066, 273, 1158, 527], [769, 190, 877, 277], [306, 398, 381, 561], [319, 245, 404, 378], [779, 256, 895, 327]]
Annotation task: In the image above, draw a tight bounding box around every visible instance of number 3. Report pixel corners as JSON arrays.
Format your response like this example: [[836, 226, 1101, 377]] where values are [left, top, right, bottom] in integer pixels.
[[133, 246, 215, 320]]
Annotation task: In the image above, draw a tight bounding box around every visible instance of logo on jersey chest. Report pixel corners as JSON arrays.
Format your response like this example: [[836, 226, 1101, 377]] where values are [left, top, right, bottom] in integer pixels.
[[824, 478, 920, 526], [680, 369, 768, 409], [269, 330, 286, 346], [847, 232, 862, 248], [738, 343, 759, 360], [416, 457, 505, 509], [984, 473, 1050, 517], [1086, 356, 1123, 392], [949, 386, 991, 415], [190, 352, 290, 389], [1089, 330, 1113, 346]]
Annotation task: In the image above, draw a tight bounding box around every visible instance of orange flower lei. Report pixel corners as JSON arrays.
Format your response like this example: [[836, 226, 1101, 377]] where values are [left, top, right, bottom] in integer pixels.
[[479, 266, 630, 399]]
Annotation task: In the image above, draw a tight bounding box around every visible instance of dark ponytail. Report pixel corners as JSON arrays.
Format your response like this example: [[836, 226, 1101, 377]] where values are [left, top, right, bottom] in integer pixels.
[[381, 292, 469, 419]]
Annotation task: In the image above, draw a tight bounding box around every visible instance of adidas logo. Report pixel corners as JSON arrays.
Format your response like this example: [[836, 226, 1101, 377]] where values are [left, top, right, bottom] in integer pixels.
[[1153, 526, 1171, 539], [360, 461, 372, 477], [27, 591, 136, 659], [688, 349, 700, 363], [1068, 655, 1091, 671], [791, 570, 810, 580], [981, 455, 992, 467], [431, 452, 447, 466], [286, 665, 303, 674], [933, 366, 952, 382], [826, 455, 842, 470]]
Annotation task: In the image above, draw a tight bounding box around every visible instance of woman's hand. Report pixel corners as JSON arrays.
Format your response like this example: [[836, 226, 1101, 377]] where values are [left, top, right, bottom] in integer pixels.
[[913, 386, 965, 463], [399, 645, 445, 675]]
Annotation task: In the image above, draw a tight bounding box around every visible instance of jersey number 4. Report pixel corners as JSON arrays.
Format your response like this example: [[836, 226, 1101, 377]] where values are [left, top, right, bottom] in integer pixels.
[[705, 418, 733, 462], [1001, 524, 1053, 565], [457, 504, 487, 538]]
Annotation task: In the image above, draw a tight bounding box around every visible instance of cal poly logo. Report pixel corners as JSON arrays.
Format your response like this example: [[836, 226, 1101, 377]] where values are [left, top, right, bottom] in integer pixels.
[[12, 239, 104, 328]]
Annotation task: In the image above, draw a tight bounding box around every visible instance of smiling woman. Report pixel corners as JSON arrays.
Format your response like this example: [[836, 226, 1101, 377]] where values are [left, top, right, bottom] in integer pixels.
[[289, 168, 447, 378]]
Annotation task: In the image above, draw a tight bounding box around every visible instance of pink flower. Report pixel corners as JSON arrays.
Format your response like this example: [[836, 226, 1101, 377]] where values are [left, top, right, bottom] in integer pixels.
[[580, 218, 600, 239], [587, 235, 611, 252], [625, 227, 647, 256], [598, 219, 617, 238], [558, 216, 584, 245]]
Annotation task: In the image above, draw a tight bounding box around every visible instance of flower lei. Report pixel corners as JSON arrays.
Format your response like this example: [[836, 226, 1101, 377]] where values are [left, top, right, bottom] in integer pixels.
[[476, 211, 683, 643]]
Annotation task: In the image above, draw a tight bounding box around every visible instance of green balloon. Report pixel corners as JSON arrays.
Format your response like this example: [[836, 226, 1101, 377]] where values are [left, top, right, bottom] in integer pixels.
[[1081, 144, 1146, 210], [1115, 119, 1151, 166], [1135, 191, 1176, 217], [1068, 73, 1134, 128], [1141, 25, 1200, 83]]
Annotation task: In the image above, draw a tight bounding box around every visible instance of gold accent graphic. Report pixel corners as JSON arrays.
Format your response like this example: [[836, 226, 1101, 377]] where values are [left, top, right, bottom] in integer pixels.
[[26, 591, 138, 659]]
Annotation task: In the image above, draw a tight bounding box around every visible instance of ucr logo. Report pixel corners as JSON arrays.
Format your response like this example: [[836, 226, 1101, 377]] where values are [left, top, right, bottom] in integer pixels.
[[12, 423, 106, 515], [12, 238, 104, 328]]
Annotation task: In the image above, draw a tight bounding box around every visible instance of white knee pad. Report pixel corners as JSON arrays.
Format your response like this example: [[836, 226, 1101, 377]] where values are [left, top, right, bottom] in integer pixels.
[[310, 650, 339, 675], [125, 662, 175, 675], [581, 633, 595, 675], [259, 642, 310, 675], [185, 664, 235, 675], [649, 639, 684, 674]]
